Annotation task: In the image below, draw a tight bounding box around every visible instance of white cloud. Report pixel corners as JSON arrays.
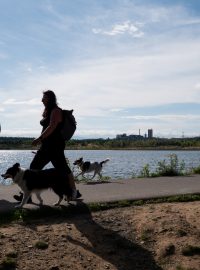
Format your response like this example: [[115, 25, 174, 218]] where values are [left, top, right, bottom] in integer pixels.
[[4, 36, 199, 121], [195, 83, 200, 89], [27, 67, 32, 73], [178, 18, 200, 27], [76, 128, 118, 138], [3, 98, 40, 105], [92, 21, 144, 37], [123, 114, 200, 122], [1, 128, 39, 137], [110, 108, 124, 112]]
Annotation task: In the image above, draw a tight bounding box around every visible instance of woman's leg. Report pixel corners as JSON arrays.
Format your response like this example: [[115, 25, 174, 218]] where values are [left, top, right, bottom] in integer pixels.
[[30, 148, 50, 170], [50, 146, 80, 199]]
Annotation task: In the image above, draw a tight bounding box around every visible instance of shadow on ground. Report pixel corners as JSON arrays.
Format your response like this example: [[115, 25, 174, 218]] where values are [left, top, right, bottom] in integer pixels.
[[0, 200, 16, 212], [22, 202, 163, 270]]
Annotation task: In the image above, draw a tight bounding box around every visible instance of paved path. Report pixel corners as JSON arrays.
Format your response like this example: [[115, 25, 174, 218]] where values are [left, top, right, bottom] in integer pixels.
[[0, 175, 200, 213]]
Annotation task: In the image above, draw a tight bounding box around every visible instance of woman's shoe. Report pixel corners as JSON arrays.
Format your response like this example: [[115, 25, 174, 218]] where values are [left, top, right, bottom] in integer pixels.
[[76, 190, 82, 199], [72, 189, 82, 200]]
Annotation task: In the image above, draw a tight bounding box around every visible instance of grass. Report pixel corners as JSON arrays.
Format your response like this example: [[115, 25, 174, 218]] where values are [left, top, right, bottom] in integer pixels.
[[137, 153, 200, 178], [0, 251, 18, 269], [75, 175, 111, 183], [176, 266, 196, 270], [181, 245, 200, 256], [0, 257, 17, 270], [141, 228, 152, 241], [176, 267, 185, 270], [163, 244, 175, 256], [5, 251, 18, 259], [177, 229, 187, 237], [136, 154, 187, 178], [191, 165, 200, 174], [0, 193, 200, 226], [34, 240, 49, 250]]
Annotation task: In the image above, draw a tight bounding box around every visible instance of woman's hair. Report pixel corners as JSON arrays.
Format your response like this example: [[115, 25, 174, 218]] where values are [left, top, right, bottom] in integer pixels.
[[42, 90, 58, 117]]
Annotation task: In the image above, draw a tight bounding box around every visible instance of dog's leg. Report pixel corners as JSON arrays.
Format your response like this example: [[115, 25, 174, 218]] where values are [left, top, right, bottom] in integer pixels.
[[15, 191, 31, 208], [90, 171, 97, 180], [54, 196, 63, 206], [35, 192, 43, 205], [75, 172, 83, 179], [97, 172, 102, 180], [52, 187, 64, 206], [82, 172, 88, 179]]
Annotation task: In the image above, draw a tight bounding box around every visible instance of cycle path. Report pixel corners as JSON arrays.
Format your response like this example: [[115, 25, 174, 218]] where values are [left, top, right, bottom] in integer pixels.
[[0, 175, 200, 213]]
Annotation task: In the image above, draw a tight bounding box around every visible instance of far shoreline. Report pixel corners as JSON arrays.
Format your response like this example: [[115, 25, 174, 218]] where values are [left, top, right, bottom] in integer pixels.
[[1, 147, 200, 151], [1, 136, 200, 151]]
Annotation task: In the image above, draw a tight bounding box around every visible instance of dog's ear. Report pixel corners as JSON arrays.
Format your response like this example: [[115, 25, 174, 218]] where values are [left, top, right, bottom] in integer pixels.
[[13, 163, 20, 168]]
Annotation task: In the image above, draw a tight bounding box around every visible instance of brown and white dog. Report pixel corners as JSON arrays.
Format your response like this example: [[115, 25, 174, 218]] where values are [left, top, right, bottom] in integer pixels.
[[73, 157, 110, 180], [1, 163, 71, 208]]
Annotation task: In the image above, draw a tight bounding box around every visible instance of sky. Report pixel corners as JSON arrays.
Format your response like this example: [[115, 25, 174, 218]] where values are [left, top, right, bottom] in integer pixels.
[[0, 0, 200, 139]]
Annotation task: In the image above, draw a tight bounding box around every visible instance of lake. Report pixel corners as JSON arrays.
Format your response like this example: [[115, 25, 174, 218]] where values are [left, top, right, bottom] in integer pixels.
[[0, 149, 200, 184]]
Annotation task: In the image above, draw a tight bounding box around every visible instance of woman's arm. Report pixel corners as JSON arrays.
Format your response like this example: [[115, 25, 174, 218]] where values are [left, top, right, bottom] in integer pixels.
[[32, 108, 62, 146]]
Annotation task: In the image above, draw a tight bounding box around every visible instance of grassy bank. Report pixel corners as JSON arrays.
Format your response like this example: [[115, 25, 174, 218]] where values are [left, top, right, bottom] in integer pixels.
[[0, 194, 200, 226]]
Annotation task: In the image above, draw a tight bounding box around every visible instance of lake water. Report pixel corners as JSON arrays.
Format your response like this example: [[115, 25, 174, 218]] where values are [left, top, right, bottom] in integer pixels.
[[1, 149, 200, 185]]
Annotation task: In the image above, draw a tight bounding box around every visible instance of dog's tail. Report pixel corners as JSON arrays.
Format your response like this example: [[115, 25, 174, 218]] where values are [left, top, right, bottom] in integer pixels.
[[100, 158, 110, 166]]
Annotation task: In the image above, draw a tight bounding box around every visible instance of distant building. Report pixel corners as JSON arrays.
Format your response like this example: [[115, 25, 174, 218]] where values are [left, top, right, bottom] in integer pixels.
[[116, 129, 154, 140], [116, 133, 143, 140], [116, 133, 127, 139], [148, 129, 153, 138]]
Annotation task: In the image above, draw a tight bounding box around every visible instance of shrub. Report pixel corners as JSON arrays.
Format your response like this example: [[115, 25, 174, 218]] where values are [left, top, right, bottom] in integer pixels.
[[137, 154, 186, 178], [5, 250, 18, 259], [192, 165, 200, 174], [139, 164, 151, 178], [34, 240, 49, 250], [181, 245, 200, 256], [0, 257, 17, 269], [156, 154, 185, 176]]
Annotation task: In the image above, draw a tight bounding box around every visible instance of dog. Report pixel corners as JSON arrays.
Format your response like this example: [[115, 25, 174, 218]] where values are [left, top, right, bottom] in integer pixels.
[[73, 157, 110, 180], [1, 163, 71, 208]]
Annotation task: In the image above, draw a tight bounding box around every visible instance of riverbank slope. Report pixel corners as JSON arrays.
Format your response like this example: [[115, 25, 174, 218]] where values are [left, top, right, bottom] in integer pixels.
[[0, 201, 199, 270]]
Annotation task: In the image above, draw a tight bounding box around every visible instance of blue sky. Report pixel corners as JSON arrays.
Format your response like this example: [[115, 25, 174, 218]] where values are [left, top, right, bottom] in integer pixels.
[[0, 0, 200, 139]]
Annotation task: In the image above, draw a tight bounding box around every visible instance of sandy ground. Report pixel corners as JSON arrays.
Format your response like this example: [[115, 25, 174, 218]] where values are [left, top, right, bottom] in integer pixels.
[[0, 201, 199, 270]]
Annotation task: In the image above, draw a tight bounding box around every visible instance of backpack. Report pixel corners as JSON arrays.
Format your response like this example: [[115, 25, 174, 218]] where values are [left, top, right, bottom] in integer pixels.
[[60, 109, 77, 141]]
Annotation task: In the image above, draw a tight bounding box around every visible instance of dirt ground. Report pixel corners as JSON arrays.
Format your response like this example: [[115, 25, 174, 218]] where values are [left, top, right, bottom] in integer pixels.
[[0, 201, 199, 270]]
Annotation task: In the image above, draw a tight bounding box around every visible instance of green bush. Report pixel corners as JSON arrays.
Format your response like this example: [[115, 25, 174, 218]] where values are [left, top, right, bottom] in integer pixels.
[[156, 154, 185, 176], [192, 165, 200, 174], [139, 164, 151, 178], [137, 154, 186, 178]]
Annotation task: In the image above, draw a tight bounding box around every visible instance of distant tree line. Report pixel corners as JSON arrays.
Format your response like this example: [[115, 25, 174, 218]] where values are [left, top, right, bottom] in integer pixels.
[[0, 137, 34, 149], [66, 137, 200, 150], [1, 136, 200, 150]]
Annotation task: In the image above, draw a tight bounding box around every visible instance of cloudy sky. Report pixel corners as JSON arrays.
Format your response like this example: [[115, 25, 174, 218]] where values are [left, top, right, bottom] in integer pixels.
[[0, 0, 200, 139]]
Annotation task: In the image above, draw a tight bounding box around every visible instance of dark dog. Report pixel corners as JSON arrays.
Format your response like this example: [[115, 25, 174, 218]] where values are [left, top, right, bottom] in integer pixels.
[[1, 163, 71, 208], [73, 157, 110, 180]]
